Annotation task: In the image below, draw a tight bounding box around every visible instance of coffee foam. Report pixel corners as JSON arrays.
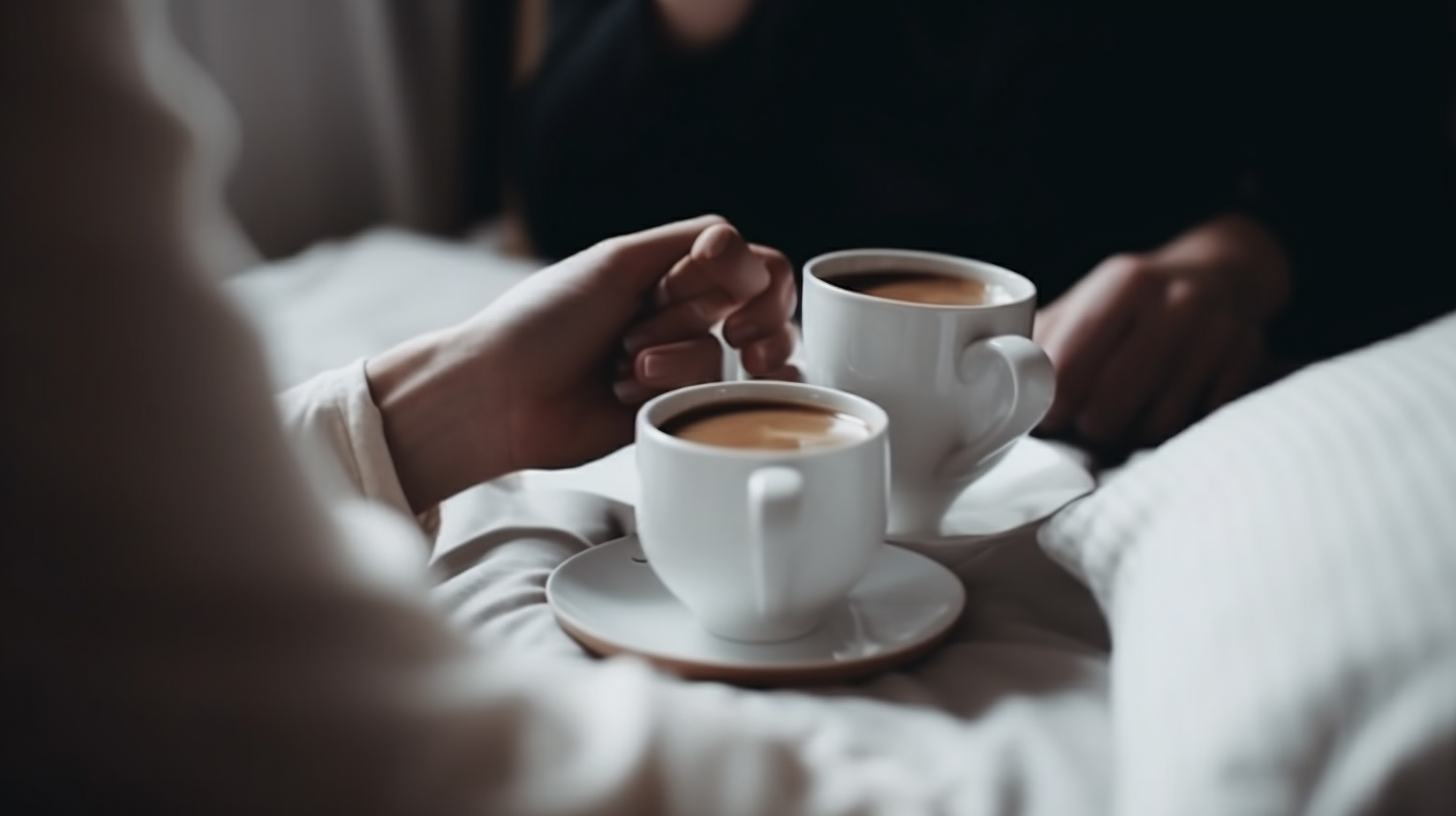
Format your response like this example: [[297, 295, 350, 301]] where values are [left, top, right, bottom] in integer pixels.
[[662, 401, 871, 451], [977, 283, 1015, 305], [829, 271, 1015, 306]]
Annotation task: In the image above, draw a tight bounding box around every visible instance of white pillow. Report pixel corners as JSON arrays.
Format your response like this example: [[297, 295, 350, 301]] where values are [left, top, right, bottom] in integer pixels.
[[1040, 312, 1456, 816]]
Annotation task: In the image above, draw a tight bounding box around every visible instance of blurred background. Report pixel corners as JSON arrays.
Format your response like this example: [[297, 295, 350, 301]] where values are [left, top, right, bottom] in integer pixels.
[[167, 0, 538, 259], [174, 0, 1456, 361]]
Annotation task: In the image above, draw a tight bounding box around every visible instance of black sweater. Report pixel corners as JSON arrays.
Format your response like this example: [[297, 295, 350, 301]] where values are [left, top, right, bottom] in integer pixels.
[[513, 1, 1455, 357]]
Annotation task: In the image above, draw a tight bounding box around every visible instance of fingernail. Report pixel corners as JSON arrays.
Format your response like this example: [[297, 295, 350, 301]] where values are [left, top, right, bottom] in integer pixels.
[[613, 378, 652, 405], [695, 224, 734, 261], [740, 343, 768, 374], [641, 351, 674, 383]]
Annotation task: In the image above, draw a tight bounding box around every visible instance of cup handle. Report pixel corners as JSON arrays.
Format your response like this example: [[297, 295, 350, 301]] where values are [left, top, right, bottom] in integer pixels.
[[935, 335, 1056, 482], [747, 466, 805, 620]]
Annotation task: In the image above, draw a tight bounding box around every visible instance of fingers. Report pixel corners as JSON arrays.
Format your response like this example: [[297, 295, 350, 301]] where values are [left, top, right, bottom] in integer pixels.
[[1075, 278, 1201, 445], [625, 241, 794, 356], [612, 336, 723, 405], [599, 220, 796, 404], [622, 290, 738, 355], [1135, 313, 1238, 444], [637, 336, 723, 392], [1035, 254, 1150, 432], [1204, 328, 1263, 416], [1038, 252, 1271, 449], [737, 324, 797, 376], [722, 244, 797, 347], [752, 363, 804, 383], [722, 247, 797, 377], [655, 224, 771, 307], [587, 214, 730, 291], [613, 321, 798, 404]]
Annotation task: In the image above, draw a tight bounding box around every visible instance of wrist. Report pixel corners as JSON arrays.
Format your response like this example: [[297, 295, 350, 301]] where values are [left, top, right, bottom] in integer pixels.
[[365, 328, 511, 512]]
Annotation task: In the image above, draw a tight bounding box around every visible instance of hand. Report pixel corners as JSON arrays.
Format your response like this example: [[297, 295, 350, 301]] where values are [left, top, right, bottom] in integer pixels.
[[365, 215, 798, 510], [1035, 213, 1291, 450], [654, 0, 758, 51]]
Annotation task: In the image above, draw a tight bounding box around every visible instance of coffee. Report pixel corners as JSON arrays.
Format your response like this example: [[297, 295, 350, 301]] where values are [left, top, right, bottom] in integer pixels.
[[829, 271, 1004, 306], [661, 400, 871, 451]]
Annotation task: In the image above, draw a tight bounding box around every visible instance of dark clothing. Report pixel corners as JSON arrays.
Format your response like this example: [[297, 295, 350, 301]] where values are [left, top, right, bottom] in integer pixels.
[[1242, 5, 1456, 357], [512, 1, 1455, 358]]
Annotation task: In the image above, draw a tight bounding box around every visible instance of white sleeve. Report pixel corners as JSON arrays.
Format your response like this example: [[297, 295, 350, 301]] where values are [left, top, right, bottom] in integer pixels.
[[0, 3, 924, 814], [277, 359, 440, 539]]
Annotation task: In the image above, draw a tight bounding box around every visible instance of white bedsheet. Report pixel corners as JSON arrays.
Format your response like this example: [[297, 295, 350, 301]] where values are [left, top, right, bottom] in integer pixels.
[[227, 229, 1115, 815]]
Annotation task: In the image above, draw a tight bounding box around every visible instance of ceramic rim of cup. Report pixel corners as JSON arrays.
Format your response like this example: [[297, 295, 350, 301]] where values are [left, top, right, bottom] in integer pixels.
[[804, 248, 1037, 311], [637, 380, 889, 461]]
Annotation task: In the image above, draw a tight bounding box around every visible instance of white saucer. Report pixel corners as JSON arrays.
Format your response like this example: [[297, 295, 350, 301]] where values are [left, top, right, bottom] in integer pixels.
[[547, 535, 966, 685], [521, 438, 1094, 562], [885, 438, 1095, 566]]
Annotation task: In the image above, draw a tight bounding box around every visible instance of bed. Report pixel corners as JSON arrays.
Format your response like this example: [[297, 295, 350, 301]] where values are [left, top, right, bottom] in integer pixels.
[[227, 228, 1456, 815]]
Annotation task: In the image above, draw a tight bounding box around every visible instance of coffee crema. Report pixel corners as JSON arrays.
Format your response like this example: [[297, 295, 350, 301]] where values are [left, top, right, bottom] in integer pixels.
[[829, 271, 1005, 306], [661, 400, 871, 451]]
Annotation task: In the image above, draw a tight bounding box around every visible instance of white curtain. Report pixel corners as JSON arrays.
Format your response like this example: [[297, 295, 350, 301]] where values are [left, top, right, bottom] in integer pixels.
[[168, 0, 467, 258]]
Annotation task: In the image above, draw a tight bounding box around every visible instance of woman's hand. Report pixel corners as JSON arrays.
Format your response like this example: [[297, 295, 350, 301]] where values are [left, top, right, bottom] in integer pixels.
[[1035, 213, 1291, 450], [365, 215, 797, 511]]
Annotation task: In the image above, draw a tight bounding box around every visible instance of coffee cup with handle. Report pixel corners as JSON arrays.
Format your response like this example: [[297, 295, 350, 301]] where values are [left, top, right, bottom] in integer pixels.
[[802, 249, 1056, 537], [635, 380, 889, 643]]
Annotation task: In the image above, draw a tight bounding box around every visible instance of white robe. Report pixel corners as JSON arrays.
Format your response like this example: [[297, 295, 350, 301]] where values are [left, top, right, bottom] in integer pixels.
[[0, 2, 924, 813]]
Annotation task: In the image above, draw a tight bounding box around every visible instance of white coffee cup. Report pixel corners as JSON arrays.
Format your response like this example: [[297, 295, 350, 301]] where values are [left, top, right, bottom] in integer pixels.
[[636, 380, 889, 643], [802, 249, 1056, 536]]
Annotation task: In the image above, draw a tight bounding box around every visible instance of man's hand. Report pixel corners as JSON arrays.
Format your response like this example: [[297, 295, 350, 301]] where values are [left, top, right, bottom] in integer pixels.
[[365, 215, 797, 511], [1035, 213, 1291, 450]]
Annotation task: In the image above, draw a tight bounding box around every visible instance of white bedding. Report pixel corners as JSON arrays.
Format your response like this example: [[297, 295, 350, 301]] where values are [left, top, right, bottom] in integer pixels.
[[227, 229, 1116, 815], [227, 227, 1456, 814], [1040, 313, 1456, 815]]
